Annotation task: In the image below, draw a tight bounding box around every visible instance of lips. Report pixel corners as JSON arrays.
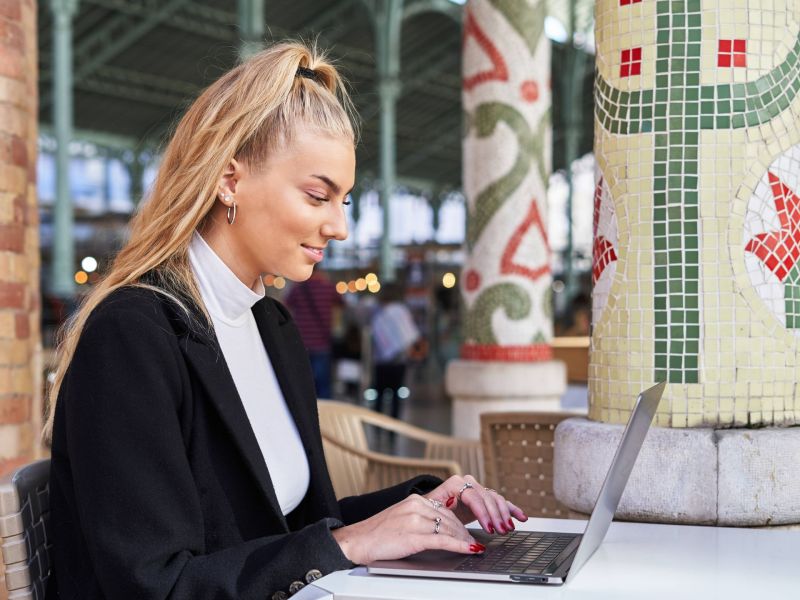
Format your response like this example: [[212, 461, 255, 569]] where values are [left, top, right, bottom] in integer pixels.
[[301, 244, 325, 263]]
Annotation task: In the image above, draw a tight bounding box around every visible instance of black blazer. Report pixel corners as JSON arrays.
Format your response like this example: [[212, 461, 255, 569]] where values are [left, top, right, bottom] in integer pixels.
[[48, 287, 439, 600]]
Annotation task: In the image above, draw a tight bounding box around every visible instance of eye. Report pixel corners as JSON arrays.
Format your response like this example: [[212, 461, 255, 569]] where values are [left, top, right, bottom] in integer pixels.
[[343, 195, 352, 206], [307, 193, 328, 204]]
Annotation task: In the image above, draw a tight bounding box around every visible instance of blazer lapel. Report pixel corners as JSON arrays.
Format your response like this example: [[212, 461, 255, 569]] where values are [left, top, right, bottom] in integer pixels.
[[182, 335, 288, 529]]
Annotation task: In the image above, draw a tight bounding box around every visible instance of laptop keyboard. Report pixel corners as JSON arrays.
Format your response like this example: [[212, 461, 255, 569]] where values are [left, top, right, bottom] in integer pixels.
[[455, 532, 577, 575]]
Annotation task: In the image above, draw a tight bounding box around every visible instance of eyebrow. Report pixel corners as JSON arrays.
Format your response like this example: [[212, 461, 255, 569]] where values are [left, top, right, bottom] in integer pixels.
[[311, 174, 354, 197]]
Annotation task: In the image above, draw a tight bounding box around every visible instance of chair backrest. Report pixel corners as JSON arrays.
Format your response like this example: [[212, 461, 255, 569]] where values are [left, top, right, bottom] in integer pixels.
[[0, 459, 52, 600], [480, 412, 573, 519], [317, 401, 482, 498], [317, 401, 371, 498]]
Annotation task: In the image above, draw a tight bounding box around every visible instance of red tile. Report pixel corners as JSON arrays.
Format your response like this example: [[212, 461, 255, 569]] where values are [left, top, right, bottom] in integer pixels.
[[718, 54, 731, 67], [632, 47, 642, 60], [733, 52, 747, 67], [719, 39, 731, 52], [630, 62, 641, 76], [733, 39, 746, 53]]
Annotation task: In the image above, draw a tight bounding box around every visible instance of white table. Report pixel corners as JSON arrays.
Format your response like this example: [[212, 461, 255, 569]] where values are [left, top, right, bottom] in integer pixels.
[[296, 518, 800, 599]]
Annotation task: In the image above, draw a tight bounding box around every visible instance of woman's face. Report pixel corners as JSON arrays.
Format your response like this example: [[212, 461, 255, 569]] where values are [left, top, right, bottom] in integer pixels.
[[210, 128, 355, 287]]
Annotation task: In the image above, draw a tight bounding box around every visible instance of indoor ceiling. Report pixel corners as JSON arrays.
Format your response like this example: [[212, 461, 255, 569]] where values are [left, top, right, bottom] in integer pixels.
[[37, 0, 593, 196]]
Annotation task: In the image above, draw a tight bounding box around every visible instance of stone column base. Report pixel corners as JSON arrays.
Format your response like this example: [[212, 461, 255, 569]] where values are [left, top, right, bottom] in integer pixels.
[[554, 418, 800, 526], [445, 359, 567, 439]]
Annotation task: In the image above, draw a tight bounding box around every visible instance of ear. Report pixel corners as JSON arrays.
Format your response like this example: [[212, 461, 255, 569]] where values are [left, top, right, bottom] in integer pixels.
[[217, 158, 244, 201]]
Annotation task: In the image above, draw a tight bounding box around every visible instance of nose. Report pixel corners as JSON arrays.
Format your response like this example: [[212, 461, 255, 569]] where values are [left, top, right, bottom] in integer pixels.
[[321, 203, 348, 241]]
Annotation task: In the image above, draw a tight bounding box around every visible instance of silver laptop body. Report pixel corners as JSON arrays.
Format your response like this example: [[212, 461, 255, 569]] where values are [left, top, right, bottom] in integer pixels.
[[367, 381, 666, 585]]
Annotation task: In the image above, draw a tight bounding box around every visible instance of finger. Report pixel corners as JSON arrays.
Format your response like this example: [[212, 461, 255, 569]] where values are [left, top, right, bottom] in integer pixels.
[[413, 533, 486, 556], [485, 489, 514, 531], [457, 487, 503, 534], [507, 500, 528, 522], [418, 502, 473, 542]]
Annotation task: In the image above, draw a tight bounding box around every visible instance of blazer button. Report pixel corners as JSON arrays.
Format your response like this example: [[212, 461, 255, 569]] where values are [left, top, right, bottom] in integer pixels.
[[304, 569, 323, 583], [288, 580, 305, 595], [271, 592, 288, 600]]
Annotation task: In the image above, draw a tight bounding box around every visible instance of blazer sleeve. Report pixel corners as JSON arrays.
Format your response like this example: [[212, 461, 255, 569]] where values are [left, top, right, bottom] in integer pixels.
[[337, 475, 443, 525], [57, 305, 353, 600]]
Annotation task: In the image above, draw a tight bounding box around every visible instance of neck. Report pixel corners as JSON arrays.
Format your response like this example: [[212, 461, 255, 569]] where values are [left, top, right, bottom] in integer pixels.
[[199, 210, 262, 292]]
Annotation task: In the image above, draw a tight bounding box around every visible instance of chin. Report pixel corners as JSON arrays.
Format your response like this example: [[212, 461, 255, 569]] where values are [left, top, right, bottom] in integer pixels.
[[284, 265, 315, 282]]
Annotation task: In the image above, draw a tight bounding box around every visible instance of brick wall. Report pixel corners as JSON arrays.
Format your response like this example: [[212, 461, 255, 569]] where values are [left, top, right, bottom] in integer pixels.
[[0, 0, 41, 476]]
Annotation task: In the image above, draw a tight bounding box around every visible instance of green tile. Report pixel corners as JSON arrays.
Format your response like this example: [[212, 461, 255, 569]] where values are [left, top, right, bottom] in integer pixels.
[[684, 371, 699, 384], [670, 355, 683, 369], [718, 86, 730, 99]]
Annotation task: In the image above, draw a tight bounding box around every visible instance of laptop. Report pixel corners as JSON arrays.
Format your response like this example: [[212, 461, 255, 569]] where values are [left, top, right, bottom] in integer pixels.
[[368, 381, 666, 585]]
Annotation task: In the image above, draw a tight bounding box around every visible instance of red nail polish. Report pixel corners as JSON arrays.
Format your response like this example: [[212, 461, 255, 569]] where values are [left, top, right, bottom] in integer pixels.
[[470, 543, 486, 553], [446, 496, 455, 508], [487, 523, 494, 534], [508, 518, 515, 530]]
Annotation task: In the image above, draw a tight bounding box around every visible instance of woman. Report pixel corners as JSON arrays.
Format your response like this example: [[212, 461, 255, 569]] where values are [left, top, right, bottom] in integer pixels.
[[45, 42, 526, 600]]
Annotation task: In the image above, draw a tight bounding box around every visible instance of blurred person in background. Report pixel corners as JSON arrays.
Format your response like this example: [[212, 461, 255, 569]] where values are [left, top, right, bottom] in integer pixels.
[[44, 41, 525, 600], [371, 282, 421, 419], [285, 269, 342, 398]]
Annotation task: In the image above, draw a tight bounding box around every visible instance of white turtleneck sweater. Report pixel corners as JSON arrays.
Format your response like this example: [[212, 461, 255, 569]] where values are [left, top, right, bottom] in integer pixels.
[[188, 232, 310, 515]]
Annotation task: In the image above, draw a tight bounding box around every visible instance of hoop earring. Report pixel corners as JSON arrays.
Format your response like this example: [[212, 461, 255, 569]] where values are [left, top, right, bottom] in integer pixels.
[[223, 195, 237, 225]]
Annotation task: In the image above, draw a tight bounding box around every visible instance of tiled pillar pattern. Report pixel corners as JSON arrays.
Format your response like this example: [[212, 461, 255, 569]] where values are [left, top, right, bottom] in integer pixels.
[[592, 0, 800, 427], [461, 0, 552, 361], [0, 0, 40, 477]]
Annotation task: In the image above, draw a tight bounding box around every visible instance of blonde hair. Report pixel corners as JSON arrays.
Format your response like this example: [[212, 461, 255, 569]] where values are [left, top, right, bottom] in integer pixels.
[[43, 41, 357, 440]]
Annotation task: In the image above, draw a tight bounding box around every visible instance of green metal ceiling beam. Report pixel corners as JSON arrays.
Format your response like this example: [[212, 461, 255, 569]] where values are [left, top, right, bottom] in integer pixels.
[[403, 0, 462, 23], [41, 0, 193, 110], [237, 0, 265, 61]]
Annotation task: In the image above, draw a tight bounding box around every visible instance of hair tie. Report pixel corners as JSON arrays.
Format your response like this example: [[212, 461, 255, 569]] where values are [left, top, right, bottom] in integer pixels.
[[296, 66, 321, 83]]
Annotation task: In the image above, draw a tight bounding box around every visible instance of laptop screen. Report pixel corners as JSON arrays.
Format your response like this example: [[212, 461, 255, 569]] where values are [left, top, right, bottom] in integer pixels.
[[565, 381, 666, 581]]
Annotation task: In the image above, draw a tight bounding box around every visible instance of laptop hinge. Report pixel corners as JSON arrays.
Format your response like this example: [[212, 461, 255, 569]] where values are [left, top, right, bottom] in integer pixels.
[[545, 534, 582, 577]]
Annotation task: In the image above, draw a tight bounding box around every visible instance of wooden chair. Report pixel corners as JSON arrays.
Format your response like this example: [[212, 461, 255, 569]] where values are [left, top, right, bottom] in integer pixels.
[[318, 400, 483, 498], [0, 460, 52, 600], [480, 412, 575, 519]]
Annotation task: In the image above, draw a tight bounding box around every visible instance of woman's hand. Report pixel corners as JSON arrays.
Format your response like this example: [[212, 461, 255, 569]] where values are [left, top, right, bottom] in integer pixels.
[[331, 494, 486, 565], [424, 475, 528, 535]]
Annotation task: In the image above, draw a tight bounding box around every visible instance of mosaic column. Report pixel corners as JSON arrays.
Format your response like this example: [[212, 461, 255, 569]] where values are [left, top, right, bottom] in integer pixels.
[[446, 0, 566, 439], [555, 0, 800, 526]]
